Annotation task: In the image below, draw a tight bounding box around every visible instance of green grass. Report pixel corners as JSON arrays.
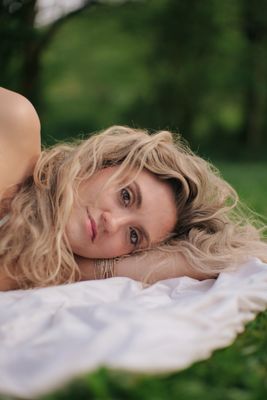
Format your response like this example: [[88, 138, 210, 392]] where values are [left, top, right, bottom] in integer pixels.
[[40, 163, 267, 400], [42, 313, 267, 400], [217, 162, 267, 218]]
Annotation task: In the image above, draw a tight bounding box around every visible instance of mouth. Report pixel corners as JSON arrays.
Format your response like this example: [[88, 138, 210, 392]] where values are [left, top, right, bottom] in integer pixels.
[[86, 208, 97, 241]]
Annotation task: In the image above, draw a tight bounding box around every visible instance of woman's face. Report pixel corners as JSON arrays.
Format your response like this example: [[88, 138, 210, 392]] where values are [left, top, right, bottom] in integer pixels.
[[66, 166, 177, 259]]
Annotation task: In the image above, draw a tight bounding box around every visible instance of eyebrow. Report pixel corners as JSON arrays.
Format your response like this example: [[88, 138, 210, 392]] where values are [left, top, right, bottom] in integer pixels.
[[132, 181, 151, 248]]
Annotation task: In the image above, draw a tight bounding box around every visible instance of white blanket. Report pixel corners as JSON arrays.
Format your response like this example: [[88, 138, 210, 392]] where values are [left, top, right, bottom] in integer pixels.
[[0, 257, 267, 398]]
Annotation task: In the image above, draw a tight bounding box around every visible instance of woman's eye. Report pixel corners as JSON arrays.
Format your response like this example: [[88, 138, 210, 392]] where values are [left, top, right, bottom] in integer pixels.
[[120, 188, 139, 247], [130, 227, 139, 247], [121, 188, 131, 207]]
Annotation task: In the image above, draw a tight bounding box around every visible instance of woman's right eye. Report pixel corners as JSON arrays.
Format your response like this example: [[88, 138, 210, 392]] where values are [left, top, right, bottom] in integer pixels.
[[120, 188, 131, 207]]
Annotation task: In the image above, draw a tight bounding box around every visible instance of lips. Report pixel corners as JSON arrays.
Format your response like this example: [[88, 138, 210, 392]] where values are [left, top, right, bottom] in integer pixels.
[[86, 208, 97, 241]]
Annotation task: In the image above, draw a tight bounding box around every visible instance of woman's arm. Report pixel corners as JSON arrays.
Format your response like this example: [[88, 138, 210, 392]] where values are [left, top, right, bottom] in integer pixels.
[[0, 249, 206, 291], [76, 250, 210, 284], [0, 87, 41, 198]]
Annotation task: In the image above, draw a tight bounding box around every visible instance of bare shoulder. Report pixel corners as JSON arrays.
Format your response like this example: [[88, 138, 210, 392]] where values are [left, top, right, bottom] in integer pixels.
[[0, 87, 41, 196], [0, 87, 41, 147]]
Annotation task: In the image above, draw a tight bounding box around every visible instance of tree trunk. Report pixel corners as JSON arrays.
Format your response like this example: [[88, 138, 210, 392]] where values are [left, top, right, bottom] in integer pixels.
[[241, 0, 267, 151]]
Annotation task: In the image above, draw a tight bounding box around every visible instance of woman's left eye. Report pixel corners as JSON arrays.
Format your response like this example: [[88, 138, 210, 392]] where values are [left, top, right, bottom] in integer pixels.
[[130, 227, 139, 247], [121, 188, 131, 207]]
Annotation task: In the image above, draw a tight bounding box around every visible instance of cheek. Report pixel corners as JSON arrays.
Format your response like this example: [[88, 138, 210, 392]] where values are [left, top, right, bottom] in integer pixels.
[[98, 234, 129, 258]]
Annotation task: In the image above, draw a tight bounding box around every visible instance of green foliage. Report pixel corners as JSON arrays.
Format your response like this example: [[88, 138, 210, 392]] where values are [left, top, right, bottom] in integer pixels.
[[38, 0, 267, 158], [2, 0, 267, 157], [41, 2, 154, 144]]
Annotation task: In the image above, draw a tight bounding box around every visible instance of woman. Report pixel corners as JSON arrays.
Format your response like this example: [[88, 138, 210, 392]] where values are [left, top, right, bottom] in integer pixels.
[[0, 87, 266, 291]]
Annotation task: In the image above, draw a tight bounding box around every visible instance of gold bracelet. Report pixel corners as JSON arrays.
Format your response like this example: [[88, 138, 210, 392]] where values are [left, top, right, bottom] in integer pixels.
[[94, 258, 117, 280]]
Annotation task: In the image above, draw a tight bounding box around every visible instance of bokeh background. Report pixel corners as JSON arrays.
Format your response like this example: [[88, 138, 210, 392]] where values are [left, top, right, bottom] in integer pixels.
[[1, 0, 267, 160]]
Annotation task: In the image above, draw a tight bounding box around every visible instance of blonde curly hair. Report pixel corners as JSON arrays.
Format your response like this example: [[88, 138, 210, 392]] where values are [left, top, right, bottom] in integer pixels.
[[0, 126, 266, 289]]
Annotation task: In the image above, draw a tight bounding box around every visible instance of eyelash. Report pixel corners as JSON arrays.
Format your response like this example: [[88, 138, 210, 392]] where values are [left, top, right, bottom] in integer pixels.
[[120, 187, 140, 247]]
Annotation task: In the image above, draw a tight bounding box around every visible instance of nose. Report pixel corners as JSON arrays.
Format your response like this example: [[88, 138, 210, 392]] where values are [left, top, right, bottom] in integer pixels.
[[102, 211, 131, 234]]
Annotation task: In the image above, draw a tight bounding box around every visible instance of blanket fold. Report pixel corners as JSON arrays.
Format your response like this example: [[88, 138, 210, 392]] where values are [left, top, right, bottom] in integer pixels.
[[0, 257, 267, 398]]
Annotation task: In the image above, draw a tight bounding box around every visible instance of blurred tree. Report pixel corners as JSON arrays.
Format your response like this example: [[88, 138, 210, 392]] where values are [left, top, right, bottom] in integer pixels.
[[125, 0, 267, 155], [240, 0, 267, 151], [2, 0, 266, 156], [0, 0, 24, 90], [0, 0, 135, 108], [125, 0, 220, 141]]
